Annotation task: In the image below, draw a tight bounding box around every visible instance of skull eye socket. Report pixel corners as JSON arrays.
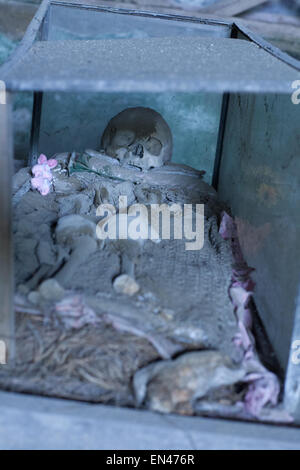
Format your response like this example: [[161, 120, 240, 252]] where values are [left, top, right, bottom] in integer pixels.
[[113, 130, 135, 148], [144, 137, 163, 156]]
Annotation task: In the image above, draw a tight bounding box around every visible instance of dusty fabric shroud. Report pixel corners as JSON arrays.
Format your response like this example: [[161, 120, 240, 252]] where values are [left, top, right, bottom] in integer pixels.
[[0, 153, 285, 422]]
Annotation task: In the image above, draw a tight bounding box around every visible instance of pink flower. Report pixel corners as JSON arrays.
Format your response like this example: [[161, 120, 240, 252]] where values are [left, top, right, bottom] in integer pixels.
[[31, 154, 57, 196]]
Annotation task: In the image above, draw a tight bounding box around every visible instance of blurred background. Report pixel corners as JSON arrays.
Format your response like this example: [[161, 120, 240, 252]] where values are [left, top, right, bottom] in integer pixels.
[[1, 0, 300, 168], [1, 0, 300, 66]]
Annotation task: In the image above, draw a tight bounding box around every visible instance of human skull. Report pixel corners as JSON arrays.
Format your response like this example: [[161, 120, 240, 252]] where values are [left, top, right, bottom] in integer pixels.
[[101, 107, 173, 171]]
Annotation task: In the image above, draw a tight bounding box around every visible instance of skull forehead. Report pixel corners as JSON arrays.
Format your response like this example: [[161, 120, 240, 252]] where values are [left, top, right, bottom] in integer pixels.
[[108, 107, 161, 139], [101, 107, 173, 164]]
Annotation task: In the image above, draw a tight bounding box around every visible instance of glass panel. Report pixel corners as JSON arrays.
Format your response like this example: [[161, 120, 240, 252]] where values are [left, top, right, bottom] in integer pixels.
[[47, 4, 231, 41], [37, 91, 222, 184], [13, 92, 33, 164], [219, 91, 300, 372]]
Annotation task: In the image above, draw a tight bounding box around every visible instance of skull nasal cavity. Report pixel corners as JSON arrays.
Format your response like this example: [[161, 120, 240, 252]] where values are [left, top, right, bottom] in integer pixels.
[[101, 107, 173, 167]]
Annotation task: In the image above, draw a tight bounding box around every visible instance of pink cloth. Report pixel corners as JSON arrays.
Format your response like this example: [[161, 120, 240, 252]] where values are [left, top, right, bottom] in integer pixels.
[[55, 295, 99, 330], [219, 212, 280, 418]]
